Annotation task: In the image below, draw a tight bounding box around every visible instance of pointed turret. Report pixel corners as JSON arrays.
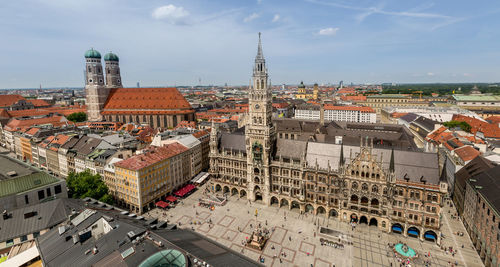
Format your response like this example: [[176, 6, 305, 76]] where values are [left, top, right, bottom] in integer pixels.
[[256, 32, 264, 60], [339, 142, 345, 168], [389, 148, 395, 173]]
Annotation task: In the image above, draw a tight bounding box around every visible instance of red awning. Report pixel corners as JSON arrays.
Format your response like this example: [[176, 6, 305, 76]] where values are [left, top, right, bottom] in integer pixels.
[[174, 184, 196, 197], [155, 201, 169, 208], [166, 196, 178, 202]]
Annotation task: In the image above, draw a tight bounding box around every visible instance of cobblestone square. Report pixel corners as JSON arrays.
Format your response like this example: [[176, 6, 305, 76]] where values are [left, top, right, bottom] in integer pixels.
[[144, 183, 484, 266]]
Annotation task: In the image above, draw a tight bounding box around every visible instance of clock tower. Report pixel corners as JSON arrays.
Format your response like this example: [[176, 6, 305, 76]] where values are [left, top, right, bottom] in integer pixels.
[[245, 33, 275, 204]]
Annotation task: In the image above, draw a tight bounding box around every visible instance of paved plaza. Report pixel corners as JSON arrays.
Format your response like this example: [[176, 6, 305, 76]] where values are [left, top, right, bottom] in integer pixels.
[[144, 183, 483, 267]]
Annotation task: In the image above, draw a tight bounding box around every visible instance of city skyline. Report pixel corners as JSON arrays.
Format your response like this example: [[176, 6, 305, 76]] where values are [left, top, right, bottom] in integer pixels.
[[1, 0, 500, 88]]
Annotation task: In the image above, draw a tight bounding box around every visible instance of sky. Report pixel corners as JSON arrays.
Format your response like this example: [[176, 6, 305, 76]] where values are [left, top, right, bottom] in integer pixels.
[[1, 0, 500, 88]]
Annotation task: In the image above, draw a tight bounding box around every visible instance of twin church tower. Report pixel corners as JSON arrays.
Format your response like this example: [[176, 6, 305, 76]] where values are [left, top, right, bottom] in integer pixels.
[[84, 49, 122, 121]]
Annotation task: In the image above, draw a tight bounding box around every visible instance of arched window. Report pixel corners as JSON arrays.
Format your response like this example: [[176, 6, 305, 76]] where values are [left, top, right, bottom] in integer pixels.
[[372, 185, 378, 193], [362, 183, 368, 191], [261, 80, 264, 89], [351, 182, 358, 189]]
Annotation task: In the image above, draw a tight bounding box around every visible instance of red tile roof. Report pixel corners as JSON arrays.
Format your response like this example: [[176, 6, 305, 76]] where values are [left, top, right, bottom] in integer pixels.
[[4, 106, 86, 118], [192, 130, 210, 139], [0, 94, 25, 107], [454, 145, 480, 162], [102, 87, 193, 112], [486, 115, 500, 124], [4, 115, 73, 132], [27, 99, 51, 107], [25, 127, 40, 136], [340, 95, 366, 101], [452, 114, 500, 138], [114, 143, 188, 171]]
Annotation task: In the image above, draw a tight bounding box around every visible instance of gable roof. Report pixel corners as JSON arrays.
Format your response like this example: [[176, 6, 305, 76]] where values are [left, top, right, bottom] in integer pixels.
[[26, 99, 50, 107], [102, 87, 193, 113], [0, 94, 25, 107], [114, 143, 188, 171]]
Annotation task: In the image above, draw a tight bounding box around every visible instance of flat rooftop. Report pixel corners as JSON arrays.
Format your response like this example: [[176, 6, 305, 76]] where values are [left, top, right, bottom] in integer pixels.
[[0, 153, 36, 180]]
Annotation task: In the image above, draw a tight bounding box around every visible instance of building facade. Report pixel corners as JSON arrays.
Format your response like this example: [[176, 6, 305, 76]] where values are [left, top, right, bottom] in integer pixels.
[[84, 49, 195, 127], [209, 34, 447, 244]]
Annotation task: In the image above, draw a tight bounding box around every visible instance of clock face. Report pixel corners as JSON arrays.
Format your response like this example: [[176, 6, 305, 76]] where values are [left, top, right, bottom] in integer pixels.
[[255, 104, 260, 109]]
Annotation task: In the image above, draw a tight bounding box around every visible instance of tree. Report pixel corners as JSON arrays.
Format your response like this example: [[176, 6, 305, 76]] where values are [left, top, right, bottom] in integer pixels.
[[443, 120, 472, 132], [66, 170, 114, 204], [66, 112, 87, 122]]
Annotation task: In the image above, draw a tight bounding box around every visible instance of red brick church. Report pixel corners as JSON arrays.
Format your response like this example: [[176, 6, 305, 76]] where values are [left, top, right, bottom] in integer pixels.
[[84, 49, 194, 129]]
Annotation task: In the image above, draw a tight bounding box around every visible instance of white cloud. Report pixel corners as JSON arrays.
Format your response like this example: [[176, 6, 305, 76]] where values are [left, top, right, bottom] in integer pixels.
[[272, 14, 280, 22], [152, 5, 189, 25], [427, 72, 435, 76], [257, 0, 263, 4], [244, 12, 260, 22], [318, 27, 339, 36]]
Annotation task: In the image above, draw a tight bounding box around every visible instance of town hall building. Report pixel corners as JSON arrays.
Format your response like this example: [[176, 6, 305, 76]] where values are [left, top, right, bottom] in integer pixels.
[[209, 33, 448, 245]]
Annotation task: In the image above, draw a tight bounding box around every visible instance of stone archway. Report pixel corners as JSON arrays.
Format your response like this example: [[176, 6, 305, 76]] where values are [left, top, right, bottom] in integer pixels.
[[223, 186, 230, 194], [360, 196, 369, 206], [280, 198, 289, 208], [369, 218, 378, 227], [231, 188, 239, 196], [329, 209, 338, 218], [350, 213, 358, 223], [350, 195, 359, 203], [291, 201, 300, 211], [305, 204, 314, 214], [316, 206, 326, 216], [215, 184, 222, 192], [424, 230, 437, 242], [392, 223, 403, 234], [240, 190, 247, 198], [270, 196, 279, 207], [407, 227, 420, 238], [359, 216, 368, 224], [371, 198, 379, 207], [254, 186, 262, 202]]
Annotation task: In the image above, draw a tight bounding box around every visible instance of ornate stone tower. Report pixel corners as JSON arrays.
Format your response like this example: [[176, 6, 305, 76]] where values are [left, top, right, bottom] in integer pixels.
[[104, 52, 122, 88], [245, 33, 276, 204], [84, 48, 109, 121]]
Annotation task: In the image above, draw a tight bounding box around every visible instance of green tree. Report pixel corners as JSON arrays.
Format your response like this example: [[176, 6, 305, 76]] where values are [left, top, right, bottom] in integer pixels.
[[443, 120, 472, 132], [66, 112, 87, 122], [66, 170, 114, 204]]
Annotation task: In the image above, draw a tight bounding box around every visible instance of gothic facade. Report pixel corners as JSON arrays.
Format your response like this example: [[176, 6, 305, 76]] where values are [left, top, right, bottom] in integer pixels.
[[209, 34, 448, 245]]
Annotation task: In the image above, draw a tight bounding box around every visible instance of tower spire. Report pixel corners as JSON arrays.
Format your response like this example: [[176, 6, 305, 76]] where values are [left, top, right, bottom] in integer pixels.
[[256, 32, 264, 60], [339, 142, 345, 167], [389, 148, 395, 173]]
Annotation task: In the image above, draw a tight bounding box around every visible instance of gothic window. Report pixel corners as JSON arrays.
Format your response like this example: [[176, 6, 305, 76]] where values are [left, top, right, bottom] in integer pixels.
[[351, 182, 358, 189], [383, 187, 388, 195], [88, 66, 92, 73], [260, 80, 264, 89], [362, 183, 368, 191], [372, 185, 378, 193]]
